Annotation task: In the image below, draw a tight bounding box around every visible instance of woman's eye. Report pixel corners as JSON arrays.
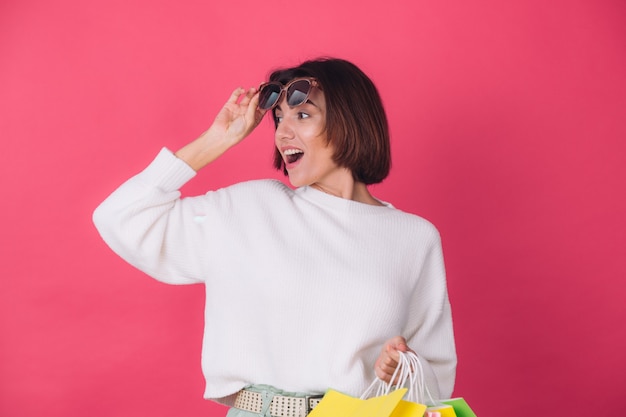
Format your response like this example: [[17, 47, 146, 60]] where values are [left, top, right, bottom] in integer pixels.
[[275, 115, 283, 123], [298, 112, 310, 119]]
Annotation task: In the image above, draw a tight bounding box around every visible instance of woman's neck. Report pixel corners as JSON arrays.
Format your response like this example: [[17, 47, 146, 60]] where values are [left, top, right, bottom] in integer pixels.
[[310, 181, 383, 206]]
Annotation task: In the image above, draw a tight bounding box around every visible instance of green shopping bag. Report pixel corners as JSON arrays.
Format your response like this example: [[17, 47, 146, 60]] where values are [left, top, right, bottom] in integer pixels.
[[440, 398, 478, 417]]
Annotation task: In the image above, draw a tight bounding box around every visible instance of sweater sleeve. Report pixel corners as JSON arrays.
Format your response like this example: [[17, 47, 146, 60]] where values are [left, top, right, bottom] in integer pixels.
[[406, 228, 457, 400], [92, 147, 206, 285]]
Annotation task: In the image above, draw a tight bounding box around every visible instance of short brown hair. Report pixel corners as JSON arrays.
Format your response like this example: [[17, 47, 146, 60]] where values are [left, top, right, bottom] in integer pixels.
[[268, 58, 391, 185]]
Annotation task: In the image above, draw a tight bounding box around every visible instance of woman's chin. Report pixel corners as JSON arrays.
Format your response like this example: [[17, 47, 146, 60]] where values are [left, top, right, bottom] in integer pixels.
[[287, 177, 304, 188], [286, 172, 308, 188]]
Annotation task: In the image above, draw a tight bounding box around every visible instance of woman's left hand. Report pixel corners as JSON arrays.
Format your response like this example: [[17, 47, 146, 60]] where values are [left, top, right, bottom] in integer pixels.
[[374, 336, 415, 383]]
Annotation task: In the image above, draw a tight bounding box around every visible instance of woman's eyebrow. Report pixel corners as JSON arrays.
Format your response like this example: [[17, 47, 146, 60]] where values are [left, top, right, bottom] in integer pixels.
[[305, 99, 319, 108]]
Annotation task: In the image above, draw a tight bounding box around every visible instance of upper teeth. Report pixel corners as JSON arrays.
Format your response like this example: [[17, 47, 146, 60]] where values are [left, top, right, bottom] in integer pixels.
[[284, 149, 303, 155]]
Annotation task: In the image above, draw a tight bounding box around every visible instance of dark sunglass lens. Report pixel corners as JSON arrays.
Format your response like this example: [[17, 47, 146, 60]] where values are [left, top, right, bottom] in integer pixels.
[[286, 80, 311, 107], [259, 84, 281, 110]]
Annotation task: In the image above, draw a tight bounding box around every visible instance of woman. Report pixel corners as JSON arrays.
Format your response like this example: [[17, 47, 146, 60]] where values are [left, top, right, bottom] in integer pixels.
[[93, 57, 456, 416]]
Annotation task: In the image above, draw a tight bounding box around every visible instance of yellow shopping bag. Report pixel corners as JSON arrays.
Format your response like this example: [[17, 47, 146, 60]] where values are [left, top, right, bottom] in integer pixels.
[[308, 388, 426, 417], [309, 350, 431, 417], [390, 398, 428, 417]]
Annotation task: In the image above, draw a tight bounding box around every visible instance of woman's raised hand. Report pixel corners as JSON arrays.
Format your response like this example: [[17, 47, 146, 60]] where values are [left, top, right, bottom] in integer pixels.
[[212, 87, 267, 146], [175, 87, 268, 172]]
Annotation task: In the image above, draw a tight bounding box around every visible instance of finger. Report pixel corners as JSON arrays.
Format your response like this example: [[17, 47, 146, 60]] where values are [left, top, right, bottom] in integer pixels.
[[381, 351, 399, 371], [389, 336, 408, 349], [375, 365, 390, 382], [238, 87, 256, 107], [246, 90, 267, 125], [375, 355, 392, 380], [227, 87, 246, 104], [379, 362, 397, 379], [386, 338, 409, 359], [375, 348, 397, 373], [376, 359, 398, 383]]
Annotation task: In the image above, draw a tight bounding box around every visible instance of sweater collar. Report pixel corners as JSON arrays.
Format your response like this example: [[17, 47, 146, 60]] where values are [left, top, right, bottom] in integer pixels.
[[296, 185, 395, 214]]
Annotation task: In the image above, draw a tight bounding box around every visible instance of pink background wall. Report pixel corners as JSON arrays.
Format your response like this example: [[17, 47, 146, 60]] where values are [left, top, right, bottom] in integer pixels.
[[1, 0, 625, 416]]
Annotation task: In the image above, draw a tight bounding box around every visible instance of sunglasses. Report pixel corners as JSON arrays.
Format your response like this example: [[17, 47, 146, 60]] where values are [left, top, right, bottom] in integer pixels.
[[258, 77, 319, 110]]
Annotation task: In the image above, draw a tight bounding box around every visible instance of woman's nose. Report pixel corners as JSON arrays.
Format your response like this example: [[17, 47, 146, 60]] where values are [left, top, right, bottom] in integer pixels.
[[275, 117, 295, 140]]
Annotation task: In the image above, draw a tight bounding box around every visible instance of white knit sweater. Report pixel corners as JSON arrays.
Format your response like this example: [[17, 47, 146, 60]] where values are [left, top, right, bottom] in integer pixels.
[[93, 148, 457, 404]]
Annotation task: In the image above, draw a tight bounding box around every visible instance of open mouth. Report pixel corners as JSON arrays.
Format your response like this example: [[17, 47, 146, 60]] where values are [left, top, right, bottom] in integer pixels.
[[284, 148, 304, 165]]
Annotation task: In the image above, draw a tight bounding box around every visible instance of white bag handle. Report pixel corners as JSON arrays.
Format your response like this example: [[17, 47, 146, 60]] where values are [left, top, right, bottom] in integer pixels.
[[361, 351, 438, 406]]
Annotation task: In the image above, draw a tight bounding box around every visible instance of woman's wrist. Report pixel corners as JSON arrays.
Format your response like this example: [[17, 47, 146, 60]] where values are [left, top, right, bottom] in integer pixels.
[[175, 129, 233, 172]]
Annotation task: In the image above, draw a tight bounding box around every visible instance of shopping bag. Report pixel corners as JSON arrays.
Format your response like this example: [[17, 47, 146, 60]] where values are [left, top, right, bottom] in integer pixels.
[[425, 404, 457, 417], [308, 387, 416, 417], [389, 398, 427, 417], [309, 350, 476, 417], [308, 351, 428, 417], [440, 398, 477, 417], [358, 350, 431, 417], [426, 397, 477, 417], [367, 351, 438, 402], [383, 351, 477, 417]]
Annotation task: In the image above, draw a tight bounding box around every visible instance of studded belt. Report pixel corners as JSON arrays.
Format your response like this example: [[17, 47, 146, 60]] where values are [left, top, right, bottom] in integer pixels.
[[233, 389, 324, 417]]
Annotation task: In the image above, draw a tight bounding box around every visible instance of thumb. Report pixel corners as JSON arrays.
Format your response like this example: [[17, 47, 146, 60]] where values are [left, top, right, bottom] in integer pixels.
[[387, 336, 409, 352]]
